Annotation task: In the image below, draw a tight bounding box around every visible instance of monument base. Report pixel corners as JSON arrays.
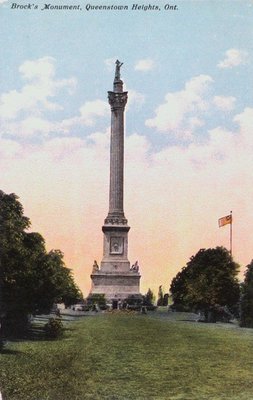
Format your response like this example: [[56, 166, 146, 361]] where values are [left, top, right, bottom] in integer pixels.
[[90, 271, 141, 305]]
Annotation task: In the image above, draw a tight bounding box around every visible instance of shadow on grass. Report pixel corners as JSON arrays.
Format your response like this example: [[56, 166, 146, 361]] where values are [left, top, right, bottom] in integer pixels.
[[3, 324, 76, 344], [0, 348, 22, 355], [179, 319, 199, 322], [1, 312, 89, 345], [2, 319, 50, 342], [2, 328, 47, 342], [60, 312, 89, 317]]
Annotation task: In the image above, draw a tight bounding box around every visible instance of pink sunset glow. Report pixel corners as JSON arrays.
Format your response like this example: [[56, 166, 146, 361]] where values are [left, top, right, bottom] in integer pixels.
[[1, 105, 253, 297]]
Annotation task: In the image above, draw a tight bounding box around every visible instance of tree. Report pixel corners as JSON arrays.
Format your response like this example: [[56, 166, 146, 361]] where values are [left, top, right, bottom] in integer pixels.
[[169, 266, 192, 312], [143, 288, 155, 306], [0, 191, 32, 331], [240, 260, 253, 328], [29, 249, 83, 312], [157, 285, 164, 306], [170, 247, 240, 322], [0, 190, 82, 333], [163, 293, 169, 306]]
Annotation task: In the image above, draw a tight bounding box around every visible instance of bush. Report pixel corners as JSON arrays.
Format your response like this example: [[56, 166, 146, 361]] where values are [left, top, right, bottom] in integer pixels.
[[125, 294, 143, 306], [126, 304, 142, 311], [44, 318, 64, 339], [86, 294, 107, 309], [146, 305, 157, 311]]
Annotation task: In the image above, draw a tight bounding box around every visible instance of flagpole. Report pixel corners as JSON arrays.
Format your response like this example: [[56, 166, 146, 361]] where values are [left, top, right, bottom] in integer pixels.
[[230, 210, 232, 256]]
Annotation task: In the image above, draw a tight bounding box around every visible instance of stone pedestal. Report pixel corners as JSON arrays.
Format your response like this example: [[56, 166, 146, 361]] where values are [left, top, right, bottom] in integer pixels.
[[91, 223, 140, 301]]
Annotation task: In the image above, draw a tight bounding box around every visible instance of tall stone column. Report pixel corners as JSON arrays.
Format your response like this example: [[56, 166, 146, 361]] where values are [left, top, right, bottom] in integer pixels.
[[101, 60, 130, 273], [106, 61, 128, 223], [90, 60, 140, 303]]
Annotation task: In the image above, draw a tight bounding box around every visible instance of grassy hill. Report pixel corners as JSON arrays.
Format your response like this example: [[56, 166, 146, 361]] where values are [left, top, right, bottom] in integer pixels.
[[1, 310, 253, 400]]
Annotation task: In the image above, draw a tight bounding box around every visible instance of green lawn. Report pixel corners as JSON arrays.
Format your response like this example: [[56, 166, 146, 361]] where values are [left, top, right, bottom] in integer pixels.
[[1, 311, 253, 400]]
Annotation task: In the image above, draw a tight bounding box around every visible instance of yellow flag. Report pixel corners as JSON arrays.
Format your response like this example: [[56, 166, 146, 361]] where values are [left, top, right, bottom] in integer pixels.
[[218, 214, 232, 227]]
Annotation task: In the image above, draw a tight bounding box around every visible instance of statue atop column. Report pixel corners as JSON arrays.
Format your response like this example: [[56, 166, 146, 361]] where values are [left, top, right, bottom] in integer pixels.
[[114, 60, 123, 81]]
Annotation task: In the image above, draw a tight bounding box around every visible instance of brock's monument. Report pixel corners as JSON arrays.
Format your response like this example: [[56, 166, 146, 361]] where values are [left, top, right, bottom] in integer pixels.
[[90, 61, 141, 308]]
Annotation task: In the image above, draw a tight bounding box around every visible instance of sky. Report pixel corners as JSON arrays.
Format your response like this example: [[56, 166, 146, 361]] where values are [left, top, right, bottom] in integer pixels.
[[0, 0, 253, 297]]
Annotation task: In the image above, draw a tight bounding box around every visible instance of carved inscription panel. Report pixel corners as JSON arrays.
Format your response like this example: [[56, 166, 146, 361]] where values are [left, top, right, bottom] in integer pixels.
[[110, 237, 124, 255]]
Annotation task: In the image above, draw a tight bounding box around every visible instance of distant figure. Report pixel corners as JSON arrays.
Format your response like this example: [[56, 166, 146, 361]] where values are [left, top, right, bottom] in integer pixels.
[[92, 303, 99, 312], [92, 260, 99, 272], [115, 60, 123, 80]]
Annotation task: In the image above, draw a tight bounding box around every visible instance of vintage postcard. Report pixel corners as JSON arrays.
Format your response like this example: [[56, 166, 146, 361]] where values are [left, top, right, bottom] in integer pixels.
[[0, 0, 253, 399]]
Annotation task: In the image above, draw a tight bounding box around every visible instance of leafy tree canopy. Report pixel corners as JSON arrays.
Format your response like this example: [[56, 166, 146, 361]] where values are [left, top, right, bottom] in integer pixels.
[[157, 285, 164, 306], [143, 288, 155, 306], [0, 190, 82, 331], [170, 247, 240, 319], [240, 260, 253, 328]]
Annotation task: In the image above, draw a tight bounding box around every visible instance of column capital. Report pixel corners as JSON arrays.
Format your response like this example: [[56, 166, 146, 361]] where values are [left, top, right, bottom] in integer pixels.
[[104, 214, 129, 226], [108, 91, 128, 111]]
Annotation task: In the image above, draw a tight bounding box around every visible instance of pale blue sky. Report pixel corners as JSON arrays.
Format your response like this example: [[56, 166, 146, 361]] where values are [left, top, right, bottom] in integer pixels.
[[1, 0, 252, 149]]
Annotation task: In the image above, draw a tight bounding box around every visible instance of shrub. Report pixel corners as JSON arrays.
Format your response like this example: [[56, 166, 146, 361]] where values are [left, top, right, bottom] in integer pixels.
[[86, 294, 107, 309], [146, 304, 157, 311], [126, 304, 142, 311], [44, 318, 64, 339], [125, 294, 143, 307]]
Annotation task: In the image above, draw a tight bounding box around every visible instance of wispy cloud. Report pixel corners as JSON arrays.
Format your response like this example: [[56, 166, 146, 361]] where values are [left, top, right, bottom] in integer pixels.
[[0, 58, 111, 138], [217, 49, 248, 69], [213, 95, 236, 111], [0, 57, 76, 121], [79, 100, 109, 125], [145, 74, 213, 139], [134, 59, 155, 72], [126, 89, 145, 109], [57, 99, 109, 133]]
